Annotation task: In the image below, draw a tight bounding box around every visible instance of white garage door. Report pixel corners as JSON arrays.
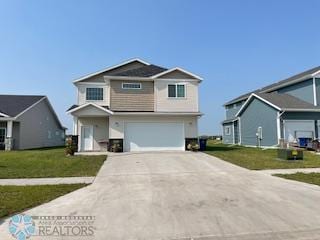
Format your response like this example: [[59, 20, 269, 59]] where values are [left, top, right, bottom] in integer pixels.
[[284, 120, 315, 142], [124, 122, 184, 152]]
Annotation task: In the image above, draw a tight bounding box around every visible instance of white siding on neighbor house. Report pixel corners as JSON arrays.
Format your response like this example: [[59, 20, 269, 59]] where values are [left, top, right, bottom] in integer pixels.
[[154, 80, 199, 112], [17, 99, 65, 149], [76, 81, 110, 106], [77, 117, 109, 151], [109, 115, 198, 139]]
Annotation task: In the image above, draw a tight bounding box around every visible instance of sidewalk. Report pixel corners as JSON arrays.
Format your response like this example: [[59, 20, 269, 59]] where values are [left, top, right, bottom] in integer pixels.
[[259, 168, 320, 175], [0, 177, 95, 186]]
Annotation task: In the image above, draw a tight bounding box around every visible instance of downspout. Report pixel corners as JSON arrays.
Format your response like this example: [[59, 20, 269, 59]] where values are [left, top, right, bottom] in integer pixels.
[[277, 111, 285, 145], [313, 77, 317, 106]]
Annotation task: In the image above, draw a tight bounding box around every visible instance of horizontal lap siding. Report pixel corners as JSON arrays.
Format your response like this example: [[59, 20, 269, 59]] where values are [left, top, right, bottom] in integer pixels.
[[240, 98, 278, 146], [277, 79, 314, 104], [222, 123, 234, 144], [110, 81, 154, 111]]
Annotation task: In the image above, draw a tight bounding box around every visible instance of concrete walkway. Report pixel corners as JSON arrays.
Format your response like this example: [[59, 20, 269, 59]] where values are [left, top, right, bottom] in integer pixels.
[[2, 152, 320, 239], [0, 177, 95, 185], [259, 168, 320, 175]]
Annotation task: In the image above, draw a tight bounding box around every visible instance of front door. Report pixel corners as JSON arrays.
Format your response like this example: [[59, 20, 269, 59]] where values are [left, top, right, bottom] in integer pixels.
[[0, 128, 6, 150], [81, 126, 93, 151]]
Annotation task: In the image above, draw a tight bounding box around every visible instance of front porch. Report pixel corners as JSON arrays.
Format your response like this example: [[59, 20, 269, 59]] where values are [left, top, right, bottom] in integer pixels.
[[0, 119, 15, 151]]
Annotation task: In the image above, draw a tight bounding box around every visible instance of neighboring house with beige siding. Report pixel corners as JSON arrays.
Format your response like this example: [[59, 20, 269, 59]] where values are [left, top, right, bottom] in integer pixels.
[[0, 95, 66, 150], [67, 58, 203, 152]]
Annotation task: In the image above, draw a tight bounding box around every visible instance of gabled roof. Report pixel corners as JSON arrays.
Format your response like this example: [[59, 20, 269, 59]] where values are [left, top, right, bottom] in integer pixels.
[[225, 66, 320, 106], [73, 58, 202, 83], [66, 103, 113, 115], [109, 64, 167, 77], [0, 95, 45, 117], [236, 92, 320, 117], [73, 58, 150, 83]]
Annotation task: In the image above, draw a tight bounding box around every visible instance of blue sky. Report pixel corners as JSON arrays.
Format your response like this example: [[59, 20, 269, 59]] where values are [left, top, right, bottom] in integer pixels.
[[1, 0, 320, 134]]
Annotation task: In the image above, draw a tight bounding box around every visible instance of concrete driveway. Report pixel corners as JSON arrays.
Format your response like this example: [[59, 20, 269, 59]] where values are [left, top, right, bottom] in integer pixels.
[[1, 152, 320, 239]]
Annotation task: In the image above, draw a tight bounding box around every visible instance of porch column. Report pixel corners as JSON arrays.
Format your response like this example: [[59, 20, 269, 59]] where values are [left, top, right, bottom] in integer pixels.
[[5, 120, 13, 151], [73, 116, 78, 135]]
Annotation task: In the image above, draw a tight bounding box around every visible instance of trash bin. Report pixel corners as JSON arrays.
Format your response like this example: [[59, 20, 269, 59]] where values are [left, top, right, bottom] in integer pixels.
[[199, 138, 207, 151], [298, 138, 310, 148]]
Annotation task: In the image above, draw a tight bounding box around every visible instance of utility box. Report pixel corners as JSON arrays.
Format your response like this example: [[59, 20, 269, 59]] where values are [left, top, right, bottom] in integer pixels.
[[277, 148, 303, 160]]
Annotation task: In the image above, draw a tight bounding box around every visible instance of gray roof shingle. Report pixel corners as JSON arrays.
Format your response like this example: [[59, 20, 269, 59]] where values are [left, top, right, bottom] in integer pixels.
[[225, 66, 320, 106], [256, 92, 318, 110], [110, 64, 168, 77], [0, 95, 45, 117]]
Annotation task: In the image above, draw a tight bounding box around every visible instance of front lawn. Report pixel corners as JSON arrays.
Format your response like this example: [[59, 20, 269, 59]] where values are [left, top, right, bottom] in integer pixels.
[[0, 148, 106, 178], [274, 172, 320, 187], [0, 184, 86, 218], [205, 140, 320, 170]]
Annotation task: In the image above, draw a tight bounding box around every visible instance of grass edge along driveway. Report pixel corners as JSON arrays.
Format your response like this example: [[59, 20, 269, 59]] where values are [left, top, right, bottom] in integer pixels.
[[0, 184, 87, 218], [274, 172, 320, 187], [0, 148, 106, 179], [205, 140, 320, 170]]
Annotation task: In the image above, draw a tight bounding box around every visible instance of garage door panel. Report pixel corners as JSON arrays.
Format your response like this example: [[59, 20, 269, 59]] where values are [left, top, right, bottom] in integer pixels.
[[284, 120, 315, 142], [124, 122, 184, 151]]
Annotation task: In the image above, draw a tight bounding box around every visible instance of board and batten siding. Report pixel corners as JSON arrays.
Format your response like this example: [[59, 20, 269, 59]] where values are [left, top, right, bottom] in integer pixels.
[[240, 98, 278, 146], [154, 80, 199, 112], [110, 80, 154, 111], [276, 79, 314, 105]]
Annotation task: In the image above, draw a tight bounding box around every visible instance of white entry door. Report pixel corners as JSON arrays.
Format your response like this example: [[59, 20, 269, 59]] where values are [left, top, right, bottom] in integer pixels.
[[81, 126, 93, 151], [124, 122, 184, 152]]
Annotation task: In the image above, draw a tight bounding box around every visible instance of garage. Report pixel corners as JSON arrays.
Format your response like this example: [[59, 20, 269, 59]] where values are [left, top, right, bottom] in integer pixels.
[[284, 120, 315, 142], [124, 122, 185, 151]]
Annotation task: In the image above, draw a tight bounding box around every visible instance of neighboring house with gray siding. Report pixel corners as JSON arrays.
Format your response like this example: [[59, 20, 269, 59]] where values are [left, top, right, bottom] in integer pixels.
[[0, 95, 66, 150], [67, 58, 203, 152], [222, 66, 320, 147]]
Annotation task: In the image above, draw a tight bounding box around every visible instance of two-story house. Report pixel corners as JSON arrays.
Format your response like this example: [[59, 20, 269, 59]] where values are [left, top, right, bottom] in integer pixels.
[[222, 66, 320, 147], [67, 59, 203, 152]]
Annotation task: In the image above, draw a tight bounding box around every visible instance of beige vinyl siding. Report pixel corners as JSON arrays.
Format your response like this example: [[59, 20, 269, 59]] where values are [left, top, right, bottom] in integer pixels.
[[77, 117, 109, 151], [110, 80, 154, 111], [77, 82, 110, 106], [109, 115, 198, 139], [155, 80, 199, 112]]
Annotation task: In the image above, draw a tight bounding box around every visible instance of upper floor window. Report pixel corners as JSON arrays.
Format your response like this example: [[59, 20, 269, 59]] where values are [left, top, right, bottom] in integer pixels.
[[122, 83, 141, 89], [168, 84, 185, 98], [86, 88, 104, 101]]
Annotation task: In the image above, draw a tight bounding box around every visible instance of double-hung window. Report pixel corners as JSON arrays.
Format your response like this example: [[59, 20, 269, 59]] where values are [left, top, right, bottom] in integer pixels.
[[86, 88, 104, 101], [224, 126, 231, 135], [168, 84, 186, 98]]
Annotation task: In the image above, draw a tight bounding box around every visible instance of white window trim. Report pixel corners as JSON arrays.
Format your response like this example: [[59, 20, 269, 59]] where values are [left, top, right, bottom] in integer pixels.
[[86, 87, 104, 101], [224, 126, 231, 136], [168, 83, 186, 99], [122, 83, 142, 89]]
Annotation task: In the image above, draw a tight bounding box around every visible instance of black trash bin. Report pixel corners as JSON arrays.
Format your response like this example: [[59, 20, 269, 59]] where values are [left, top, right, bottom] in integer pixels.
[[199, 138, 207, 151]]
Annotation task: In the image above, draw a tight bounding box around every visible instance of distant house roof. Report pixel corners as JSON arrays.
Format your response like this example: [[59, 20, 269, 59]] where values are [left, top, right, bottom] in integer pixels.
[[225, 66, 320, 106], [236, 92, 320, 117], [0, 95, 45, 117], [110, 64, 168, 77]]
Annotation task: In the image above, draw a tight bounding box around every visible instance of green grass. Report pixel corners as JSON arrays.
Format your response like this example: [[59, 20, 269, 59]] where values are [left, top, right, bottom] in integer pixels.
[[0, 148, 106, 178], [205, 140, 320, 170], [274, 172, 320, 186], [0, 184, 86, 218]]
